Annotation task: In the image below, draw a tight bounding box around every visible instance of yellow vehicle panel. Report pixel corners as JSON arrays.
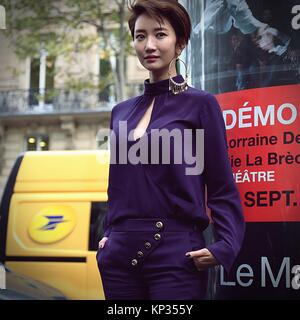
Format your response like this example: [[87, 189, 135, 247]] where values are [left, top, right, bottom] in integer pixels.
[[1, 150, 110, 300]]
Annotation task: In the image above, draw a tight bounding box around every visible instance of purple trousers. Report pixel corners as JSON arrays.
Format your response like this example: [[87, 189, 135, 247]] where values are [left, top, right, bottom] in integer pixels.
[[96, 218, 208, 300]]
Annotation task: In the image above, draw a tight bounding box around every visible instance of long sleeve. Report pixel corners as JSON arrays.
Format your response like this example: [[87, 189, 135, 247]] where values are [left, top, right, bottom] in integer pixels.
[[228, 0, 266, 34], [200, 93, 245, 274], [202, 0, 233, 34], [103, 197, 112, 237], [102, 76, 245, 269], [202, 0, 266, 35], [102, 107, 115, 238]]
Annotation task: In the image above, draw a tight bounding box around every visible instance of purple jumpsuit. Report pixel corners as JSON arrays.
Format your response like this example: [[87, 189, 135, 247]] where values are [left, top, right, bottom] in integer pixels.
[[96, 74, 245, 300]]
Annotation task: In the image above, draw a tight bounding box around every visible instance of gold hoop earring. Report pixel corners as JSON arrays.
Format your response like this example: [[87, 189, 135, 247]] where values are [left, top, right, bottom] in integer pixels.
[[168, 57, 188, 95]]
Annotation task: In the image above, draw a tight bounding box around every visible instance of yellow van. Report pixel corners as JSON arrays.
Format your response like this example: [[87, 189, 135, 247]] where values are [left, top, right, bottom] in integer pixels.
[[0, 150, 110, 300]]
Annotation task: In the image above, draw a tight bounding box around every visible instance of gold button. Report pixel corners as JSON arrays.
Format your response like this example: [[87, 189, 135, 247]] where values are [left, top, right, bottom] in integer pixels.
[[155, 221, 163, 229], [144, 242, 151, 249], [131, 259, 138, 266], [137, 251, 144, 258], [154, 233, 161, 241]]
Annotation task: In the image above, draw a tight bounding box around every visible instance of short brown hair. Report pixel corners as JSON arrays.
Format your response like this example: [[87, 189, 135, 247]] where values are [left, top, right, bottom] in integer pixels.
[[128, 0, 191, 48]]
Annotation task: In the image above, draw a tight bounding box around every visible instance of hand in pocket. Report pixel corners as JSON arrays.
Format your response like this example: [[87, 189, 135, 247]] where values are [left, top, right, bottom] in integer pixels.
[[185, 248, 218, 271], [98, 236, 108, 249]]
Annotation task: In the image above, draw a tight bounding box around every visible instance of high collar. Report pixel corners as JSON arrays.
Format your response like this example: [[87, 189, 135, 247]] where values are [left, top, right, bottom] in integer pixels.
[[143, 74, 185, 96]]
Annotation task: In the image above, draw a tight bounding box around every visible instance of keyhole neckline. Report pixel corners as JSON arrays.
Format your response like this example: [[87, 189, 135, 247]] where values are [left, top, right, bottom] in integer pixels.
[[131, 96, 156, 143]]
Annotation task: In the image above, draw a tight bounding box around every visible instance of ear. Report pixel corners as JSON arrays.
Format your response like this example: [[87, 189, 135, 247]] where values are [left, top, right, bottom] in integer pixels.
[[176, 41, 186, 56]]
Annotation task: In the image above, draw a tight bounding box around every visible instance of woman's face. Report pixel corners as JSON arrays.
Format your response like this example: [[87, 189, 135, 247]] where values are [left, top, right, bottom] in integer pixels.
[[133, 13, 182, 80]]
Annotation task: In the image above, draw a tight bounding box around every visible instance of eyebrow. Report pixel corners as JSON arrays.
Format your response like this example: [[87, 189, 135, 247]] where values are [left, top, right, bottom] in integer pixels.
[[135, 27, 168, 34]]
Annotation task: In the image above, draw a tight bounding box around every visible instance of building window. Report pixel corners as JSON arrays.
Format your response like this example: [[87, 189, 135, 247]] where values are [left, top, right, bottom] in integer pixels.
[[26, 135, 49, 151], [29, 55, 55, 106]]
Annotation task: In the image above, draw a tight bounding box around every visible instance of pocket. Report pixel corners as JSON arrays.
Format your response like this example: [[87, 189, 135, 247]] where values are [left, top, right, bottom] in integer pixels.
[[97, 231, 128, 268], [188, 231, 206, 251], [96, 237, 110, 265], [185, 231, 206, 273]]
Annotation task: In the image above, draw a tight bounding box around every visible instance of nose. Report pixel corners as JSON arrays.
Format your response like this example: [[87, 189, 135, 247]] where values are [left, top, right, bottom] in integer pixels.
[[145, 35, 157, 52]]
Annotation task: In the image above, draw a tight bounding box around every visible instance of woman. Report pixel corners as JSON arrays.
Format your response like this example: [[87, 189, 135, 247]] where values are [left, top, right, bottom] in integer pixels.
[[96, 0, 245, 300]]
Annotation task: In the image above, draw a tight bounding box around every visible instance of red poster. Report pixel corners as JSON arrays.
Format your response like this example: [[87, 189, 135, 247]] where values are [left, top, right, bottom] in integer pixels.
[[217, 85, 300, 222]]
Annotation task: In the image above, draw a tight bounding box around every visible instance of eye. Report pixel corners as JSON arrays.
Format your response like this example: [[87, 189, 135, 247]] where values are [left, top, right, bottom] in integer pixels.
[[135, 34, 145, 40], [156, 32, 167, 38]]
